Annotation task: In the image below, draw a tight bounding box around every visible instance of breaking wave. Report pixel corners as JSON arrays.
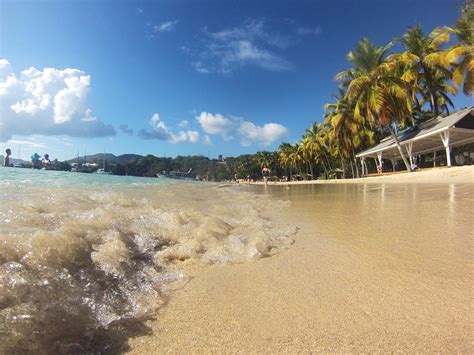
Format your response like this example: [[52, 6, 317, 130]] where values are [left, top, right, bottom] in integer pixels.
[[0, 169, 296, 353]]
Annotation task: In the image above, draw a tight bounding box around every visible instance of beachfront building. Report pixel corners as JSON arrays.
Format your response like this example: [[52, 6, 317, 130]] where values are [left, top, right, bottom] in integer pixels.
[[356, 107, 474, 174]]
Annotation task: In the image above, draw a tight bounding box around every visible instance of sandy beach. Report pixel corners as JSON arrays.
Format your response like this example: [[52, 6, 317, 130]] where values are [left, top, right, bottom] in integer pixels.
[[249, 165, 474, 185], [128, 169, 474, 353]]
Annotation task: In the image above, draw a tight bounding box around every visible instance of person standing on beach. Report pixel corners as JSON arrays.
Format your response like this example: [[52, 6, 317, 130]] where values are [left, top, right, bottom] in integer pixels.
[[3, 148, 12, 167], [262, 166, 271, 185]]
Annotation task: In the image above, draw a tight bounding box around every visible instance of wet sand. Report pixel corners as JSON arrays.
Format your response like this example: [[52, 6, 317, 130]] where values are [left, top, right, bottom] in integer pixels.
[[129, 182, 473, 353]]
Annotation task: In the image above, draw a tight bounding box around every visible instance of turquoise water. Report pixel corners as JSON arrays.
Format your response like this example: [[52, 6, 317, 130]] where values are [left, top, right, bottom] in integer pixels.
[[0, 166, 295, 354], [0, 167, 169, 188]]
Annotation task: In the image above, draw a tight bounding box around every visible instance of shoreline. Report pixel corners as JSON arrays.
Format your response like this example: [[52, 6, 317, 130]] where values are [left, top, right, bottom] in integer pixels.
[[246, 165, 474, 185]]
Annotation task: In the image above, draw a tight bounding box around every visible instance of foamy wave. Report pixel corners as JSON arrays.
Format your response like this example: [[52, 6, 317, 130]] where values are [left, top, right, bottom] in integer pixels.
[[0, 176, 296, 353]]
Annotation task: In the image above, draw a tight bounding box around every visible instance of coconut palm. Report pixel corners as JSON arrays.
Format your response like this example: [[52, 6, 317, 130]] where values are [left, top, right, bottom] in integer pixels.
[[444, 5, 474, 95], [346, 57, 414, 171], [324, 89, 375, 177], [305, 122, 332, 173], [336, 37, 394, 86], [277, 142, 292, 178], [255, 151, 273, 169], [387, 25, 454, 117], [296, 137, 318, 179]]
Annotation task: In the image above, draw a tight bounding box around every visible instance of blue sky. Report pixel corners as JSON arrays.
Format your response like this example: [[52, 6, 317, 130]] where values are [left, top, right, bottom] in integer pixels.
[[0, 0, 471, 161]]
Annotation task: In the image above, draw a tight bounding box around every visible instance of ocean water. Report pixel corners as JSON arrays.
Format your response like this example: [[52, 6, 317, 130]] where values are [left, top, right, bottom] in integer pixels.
[[0, 168, 296, 353]]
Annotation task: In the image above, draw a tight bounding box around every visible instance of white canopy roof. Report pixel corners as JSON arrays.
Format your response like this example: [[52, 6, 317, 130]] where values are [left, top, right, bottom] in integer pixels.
[[356, 107, 474, 160]]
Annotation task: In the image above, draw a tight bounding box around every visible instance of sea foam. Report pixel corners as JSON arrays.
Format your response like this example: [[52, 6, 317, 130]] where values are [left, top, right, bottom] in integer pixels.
[[0, 168, 296, 353]]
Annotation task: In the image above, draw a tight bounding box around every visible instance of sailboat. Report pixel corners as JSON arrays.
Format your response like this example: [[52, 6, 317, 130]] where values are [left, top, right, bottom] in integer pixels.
[[95, 151, 111, 174]]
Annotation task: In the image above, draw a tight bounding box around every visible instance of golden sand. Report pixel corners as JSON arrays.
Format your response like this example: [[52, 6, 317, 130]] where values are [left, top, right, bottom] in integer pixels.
[[250, 165, 474, 185], [129, 181, 473, 353]]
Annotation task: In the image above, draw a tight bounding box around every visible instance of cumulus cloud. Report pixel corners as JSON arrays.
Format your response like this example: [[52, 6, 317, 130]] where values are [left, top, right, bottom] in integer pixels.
[[151, 113, 160, 123], [238, 121, 288, 147], [153, 20, 179, 33], [196, 112, 234, 139], [187, 130, 200, 143], [138, 113, 199, 144], [119, 124, 134, 135], [0, 59, 115, 142], [196, 111, 288, 147], [185, 19, 292, 74]]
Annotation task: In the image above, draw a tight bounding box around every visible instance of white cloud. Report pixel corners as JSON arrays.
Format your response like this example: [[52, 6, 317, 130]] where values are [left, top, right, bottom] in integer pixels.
[[0, 59, 115, 142], [196, 112, 234, 138], [187, 130, 200, 143], [6, 139, 47, 149], [203, 134, 212, 145], [153, 20, 179, 33], [151, 113, 160, 122], [238, 121, 288, 147], [138, 113, 199, 144], [192, 61, 210, 74], [296, 26, 322, 36], [178, 119, 189, 128], [186, 19, 292, 74], [196, 111, 288, 147], [228, 40, 291, 71], [81, 109, 97, 122]]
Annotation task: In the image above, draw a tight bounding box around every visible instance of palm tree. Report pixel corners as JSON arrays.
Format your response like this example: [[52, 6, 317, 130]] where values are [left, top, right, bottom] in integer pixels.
[[301, 135, 316, 179], [282, 144, 301, 180], [324, 89, 375, 177], [346, 57, 414, 171], [444, 4, 474, 96], [336, 37, 394, 86], [305, 122, 332, 173], [387, 25, 453, 117], [277, 143, 290, 177], [255, 151, 273, 169]]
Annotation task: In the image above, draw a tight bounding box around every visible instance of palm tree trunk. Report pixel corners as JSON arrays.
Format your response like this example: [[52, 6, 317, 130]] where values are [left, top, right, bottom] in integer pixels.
[[340, 155, 346, 179], [422, 64, 439, 116], [351, 148, 360, 178], [350, 159, 355, 178], [323, 152, 332, 170], [309, 163, 314, 180], [320, 158, 328, 175], [387, 125, 411, 171], [354, 158, 360, 178]]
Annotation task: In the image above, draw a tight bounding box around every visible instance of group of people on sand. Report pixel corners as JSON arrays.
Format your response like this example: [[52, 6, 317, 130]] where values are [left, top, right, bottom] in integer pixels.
[[3, 148, 51, 169], [231, 166, 272, 185]]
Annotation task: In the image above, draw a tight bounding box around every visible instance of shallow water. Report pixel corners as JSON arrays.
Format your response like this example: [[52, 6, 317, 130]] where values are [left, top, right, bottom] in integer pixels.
[[0, 168, 296, 353]]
